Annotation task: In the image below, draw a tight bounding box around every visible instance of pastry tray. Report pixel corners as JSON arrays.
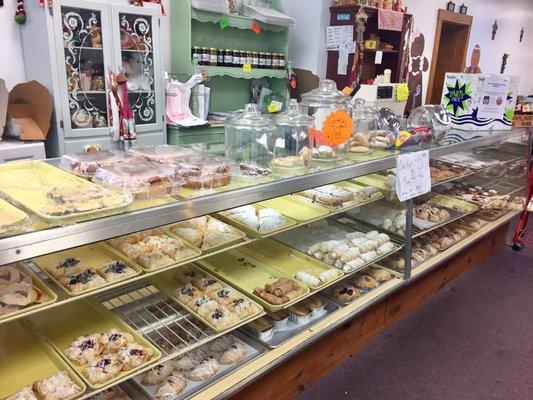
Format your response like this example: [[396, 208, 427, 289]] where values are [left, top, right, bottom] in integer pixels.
[[323, 274, 403, 306], [351, 174, 392, 193], [0, 161, 132, 223], [130, 332, 265, 400], [0, 320, 87, 399], [238, 239, 346, 291], [0, 197, 28, 230], [161, 216, 248, 253], [435, 151, 505, 170], [295, 181, 384, 212], [430, 160, 475, 185], [257, 195, 329, 223], [0, 263, 58, 323], [425, 194, 479, 214], [196, 250, 311, 312], [273, 218, 403, 272], [411, 202, 465, 231], [105, 228, 202, 272], [97, 282, 222, 357], [216, 205, 298, 238], [154, 266, 265, 332], [240, 297, 339, 349], [29, 299, 161, 390], [31, 243, 143, 297]]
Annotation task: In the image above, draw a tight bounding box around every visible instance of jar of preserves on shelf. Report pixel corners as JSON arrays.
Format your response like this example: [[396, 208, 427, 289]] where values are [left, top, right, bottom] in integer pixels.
[[259, 52, 267, 68], [279, 53, 286, 69], [272, 99, 314, 172], [252, 52, 259, 68], [272, 53, 280, 69], [191, 46, 201, 65], [300, 79, 353, 162], [233, 50, 241, 67], [225, 103, 277, 175], [201, 47, 210, 65], [239, 51, 247, 66], [209, 48, 218, 66], [246, 51, 253, 66], [265, 53, 273, 69], [217, 49, 224, 66], [224, 49, 233, 67]]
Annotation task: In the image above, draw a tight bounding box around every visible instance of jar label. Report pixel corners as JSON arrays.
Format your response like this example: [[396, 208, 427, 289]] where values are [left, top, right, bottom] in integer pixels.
[[316, 110, 353, 147], [224, 55, 233, 63]]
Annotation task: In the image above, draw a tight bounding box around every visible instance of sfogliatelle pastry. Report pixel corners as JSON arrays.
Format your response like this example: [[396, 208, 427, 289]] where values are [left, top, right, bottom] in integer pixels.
[[64, 334, 104, 365], [188, 356, 220, 381], [154, 372, 188, 400], [101, 329, 135, 354], [32, 371, 83, 400], [141, 361, 174, 386], [116, 343, 153, 370], [219, 342, 247, 365], [83, 355, 123, 384]]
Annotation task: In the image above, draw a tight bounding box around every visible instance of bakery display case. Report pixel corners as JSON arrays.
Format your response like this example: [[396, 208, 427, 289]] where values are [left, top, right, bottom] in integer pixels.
[[0, 127, 530, 400]]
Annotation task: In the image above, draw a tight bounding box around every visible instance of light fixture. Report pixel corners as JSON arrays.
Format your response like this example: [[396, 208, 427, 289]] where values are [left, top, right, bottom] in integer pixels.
[[446, 1, 455, 11], [459, 3, 468, 14]]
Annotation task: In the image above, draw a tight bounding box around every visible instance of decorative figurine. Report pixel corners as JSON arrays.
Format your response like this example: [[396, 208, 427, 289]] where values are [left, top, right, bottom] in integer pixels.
[[520, 27, 524, 43], [355, 8, 368, 43], [383, 0, 393, 10], [91, 76, 105, 92], [501, 53, 509, 73], [80, 61, 94, 91], [492, 20, 498, 40], [90, 24, 102, 48], [464, 44, 482, 73], [14, 0, 26, 24]]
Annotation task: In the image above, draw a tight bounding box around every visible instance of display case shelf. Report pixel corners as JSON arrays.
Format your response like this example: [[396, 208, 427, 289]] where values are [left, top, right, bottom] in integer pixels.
[[191, 8, 288, 32], [203, 65, 287, 79]]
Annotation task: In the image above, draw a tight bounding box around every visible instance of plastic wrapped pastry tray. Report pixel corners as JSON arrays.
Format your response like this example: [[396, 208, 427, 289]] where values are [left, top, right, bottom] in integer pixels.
[[30, 243, 142, 297], [0, 198, 28, 234], [128, 145, 195, 161], [29, 299, 161, 390], [130, 331, 265, 400], [0, 320, 86, 399], [257, 195, 329, 223], [0, 161, 132, 223], [59, 150, 134, 178], [92, 161, 185, 200]]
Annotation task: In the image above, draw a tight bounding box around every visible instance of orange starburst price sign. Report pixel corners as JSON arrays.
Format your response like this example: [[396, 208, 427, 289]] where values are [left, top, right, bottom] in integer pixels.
[[321, 110, 354, 147]]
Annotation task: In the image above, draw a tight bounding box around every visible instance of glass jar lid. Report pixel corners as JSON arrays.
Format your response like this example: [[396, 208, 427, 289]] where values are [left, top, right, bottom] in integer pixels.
[[378, 108, 401, 131], [301, 79, 348, 107], [351, 98, 375, 120], [226, 103, 276, 129], [274, 99, 314, 126]]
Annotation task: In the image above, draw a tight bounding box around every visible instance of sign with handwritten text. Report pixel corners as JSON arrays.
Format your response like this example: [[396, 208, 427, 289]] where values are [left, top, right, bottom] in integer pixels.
[[395, 151, 431, 202]]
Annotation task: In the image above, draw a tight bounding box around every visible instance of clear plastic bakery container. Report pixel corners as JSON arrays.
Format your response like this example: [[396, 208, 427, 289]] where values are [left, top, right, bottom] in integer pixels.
[[163, 154, 237, 189], [272, 99, 314, 172], [127, 144, 196, 162], [59, 150, 134, 178], [92, 161, 183, 199], [300, 79, 352, 162], [351, 98, 377, 135]]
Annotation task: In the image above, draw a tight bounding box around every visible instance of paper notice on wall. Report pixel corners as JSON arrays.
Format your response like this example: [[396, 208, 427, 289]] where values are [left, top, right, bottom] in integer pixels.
[[477, 76, 511, 120], [395, 150, 431, 202], [337, 42, 356, 75], [326, 25, 354, 50], [375, 50, 383, 64]]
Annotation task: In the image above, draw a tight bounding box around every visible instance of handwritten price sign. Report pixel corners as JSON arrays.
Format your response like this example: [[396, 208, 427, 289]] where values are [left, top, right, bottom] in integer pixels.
[[395, 150, 432, 202], [321, 110, 354, 147]]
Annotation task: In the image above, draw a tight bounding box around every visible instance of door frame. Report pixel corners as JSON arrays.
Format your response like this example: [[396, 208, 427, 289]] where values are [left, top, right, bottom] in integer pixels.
[[425, 9, 473, 105]]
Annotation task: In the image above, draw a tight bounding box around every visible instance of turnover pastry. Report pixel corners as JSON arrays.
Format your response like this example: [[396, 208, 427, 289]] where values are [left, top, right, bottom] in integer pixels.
[[209, 287, 241, 306], [116, 343, 154, 370], [188, 356, 220, 381], [191, 295, 220, 318], [172, 350, 207, 372], [0, 266, 32, 285], [191, 277, 223, 293], [98, 261, 136, 282], [0, 282, 38, 307], [64, 334, 104, 365], [174, 266, 205, 283], [209, 335, 235, 352], [141, 361, 174, 386], [171, 216, 241, 250], [32, 371, 83, 400], [367, 267, 392, 282], [85, 386, 131, 400], [174, 283, 201, 306], [5, 387, 38, 400], [351, 274, 379, 290], [227, 298, 256, 319], [47, 257, 83, 279], [207, 307, 240, 329], [221, 205, 288, 233], [219, 342, 247, 365], [59, 268, 106, 293], [154, 372, 188, 400], [83, 355, 123, 384], [101, 329, 135, 354], [332, 284, 360, 303]]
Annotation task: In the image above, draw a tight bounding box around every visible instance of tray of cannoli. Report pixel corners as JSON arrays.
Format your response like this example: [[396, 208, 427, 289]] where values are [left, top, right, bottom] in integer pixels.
[[29, 299, 161, 390], [295, 181, 383, 211], [130, 332, 265, 400], [196, 251, 310, 311], [31, 243, 142, 296], [257, 195, 329, 223], [106, 228, 201, 272], [341, 200, 409, 237], [325, 266, 401, 306], [238, 239, 345, 291], [154, 265, 264, 332], [241, 295, 338, 349], [273, 219, 401, 274], [0, 161, 132, 223], [216, 204, 297, 237], [0, 263, 57, 322], [162, 216, 248, 252], [0, 320, 86, 400]]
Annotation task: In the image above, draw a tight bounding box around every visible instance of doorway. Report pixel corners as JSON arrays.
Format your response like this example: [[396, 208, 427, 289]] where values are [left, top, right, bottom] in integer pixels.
[[426, 9, 473, 105]]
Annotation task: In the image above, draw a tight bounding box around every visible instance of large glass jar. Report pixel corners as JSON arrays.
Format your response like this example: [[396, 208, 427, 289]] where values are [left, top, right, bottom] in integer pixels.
[[301, 80, 353, 162], [272, 99, 314, 172], [407, 105, 452, 145], [349, 98, 378, 155], [225, 103, 276, 177]]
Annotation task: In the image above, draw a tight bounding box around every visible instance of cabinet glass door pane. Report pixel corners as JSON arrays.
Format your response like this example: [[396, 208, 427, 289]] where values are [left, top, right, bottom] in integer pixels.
[[61, 6, 109, 130], [119, 13, 156, 126]]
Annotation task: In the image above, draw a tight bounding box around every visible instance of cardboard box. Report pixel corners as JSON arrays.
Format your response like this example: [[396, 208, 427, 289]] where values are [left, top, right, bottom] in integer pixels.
[[440, 73, 519, 131], [7, 80, 52, 140]]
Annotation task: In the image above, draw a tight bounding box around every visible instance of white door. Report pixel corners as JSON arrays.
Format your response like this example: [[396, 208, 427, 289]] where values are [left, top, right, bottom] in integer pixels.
[[110, 5, 164, 133], [53, 0, 114, 139]]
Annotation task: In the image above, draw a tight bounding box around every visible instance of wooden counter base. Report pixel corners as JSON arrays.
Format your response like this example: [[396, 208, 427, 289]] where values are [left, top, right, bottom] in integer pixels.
[[230, 222, 509, 400]]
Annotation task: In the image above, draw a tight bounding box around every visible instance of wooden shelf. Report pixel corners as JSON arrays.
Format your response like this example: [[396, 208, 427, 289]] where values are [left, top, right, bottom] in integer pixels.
[[191, 8, 288, 32], [364, 48, 398, 53]]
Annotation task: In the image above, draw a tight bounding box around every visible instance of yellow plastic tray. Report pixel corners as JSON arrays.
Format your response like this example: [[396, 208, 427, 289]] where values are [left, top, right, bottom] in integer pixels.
[[0, 320, 87, 399], [29, 299, 161, 390], [105, 228, 202, 272], [257, 195, 329, 222], [239, 239, 346, 291], [153, 266, 264, 332], [125, 196, 177, 212], [162, 216, 247, 253], [216, 205, 297, 238], [295, 181, 383, 212], [32, 243, 142, 297], [428, 194, 479, 214], [0, 263, 58, 322], [352, 174, 391, 193], [0, 161, 132, 223], [0, 198, 28, 230], [196, 250, 310, 312]]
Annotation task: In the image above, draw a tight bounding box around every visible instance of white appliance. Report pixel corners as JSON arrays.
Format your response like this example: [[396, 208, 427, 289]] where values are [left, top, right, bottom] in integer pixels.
[[354, 84, 406, 116]]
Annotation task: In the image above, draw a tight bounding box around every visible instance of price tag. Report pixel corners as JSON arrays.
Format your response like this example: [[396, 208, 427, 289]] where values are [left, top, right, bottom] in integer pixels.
[[321, 110, 354, 147], [342, 86, 354, 96], [268, 104, 279, 113], [395, 150, 432, 202], [242, 63, 252, 73]]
